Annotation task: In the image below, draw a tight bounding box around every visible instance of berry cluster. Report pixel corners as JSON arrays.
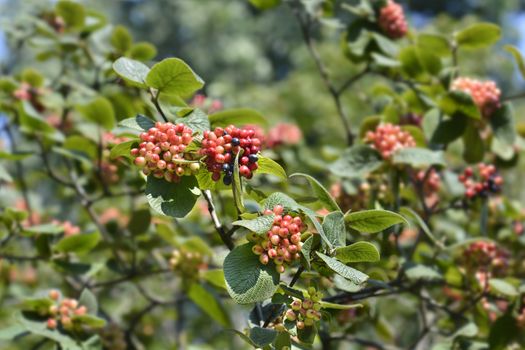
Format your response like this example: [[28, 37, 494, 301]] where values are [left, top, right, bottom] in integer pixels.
[[282, 288, 323, 329], [190, 94, 223, 114], [200, 125, 262, 185], [451, 78, 501, 118], [130, 122, 200, 183], [169, 248, 208, 279], [464, 241, 508, 272], [364, 123, 416, 160], [46, 290, 87, 330], [458, 164, 503, 199], [378, 0, 408, 39], [416, 169, 441, 194], [266, 123, 302, 148], [248, 205, 305, 274], [51, 220, 80, 237]]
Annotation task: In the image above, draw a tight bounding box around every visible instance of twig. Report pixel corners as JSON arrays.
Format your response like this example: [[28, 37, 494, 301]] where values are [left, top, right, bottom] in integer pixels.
[[289, 265, 304, 287], [289, 1, 367, 146], [149, 88, 168, 122], [202, 190, 234, 250]]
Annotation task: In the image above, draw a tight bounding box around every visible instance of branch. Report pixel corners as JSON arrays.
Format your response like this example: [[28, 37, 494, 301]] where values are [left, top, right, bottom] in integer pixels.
[[289, 1, 364, 146], [202, 190, 234, 250]]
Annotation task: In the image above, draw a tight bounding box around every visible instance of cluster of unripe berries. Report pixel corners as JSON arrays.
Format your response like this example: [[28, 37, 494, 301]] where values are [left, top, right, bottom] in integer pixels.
[[458, 164, 503, 199], [416, 169, 441, 195], [280, 288, 323, 330], [451, 78, 501, 118], [464, 241, 508, 272], [51, 220, 80, 237], [249, 205, 305, 274], [378, 0, 408, 39], [169, 248, 208, 278], [130, 122, 200, 183], [200, 125, 261, 185], [46, 290, 88, 330], [364, 123, 416, 160]]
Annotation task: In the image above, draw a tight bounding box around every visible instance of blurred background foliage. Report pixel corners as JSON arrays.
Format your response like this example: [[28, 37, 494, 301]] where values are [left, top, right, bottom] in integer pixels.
[[2, 0, 525, 147]]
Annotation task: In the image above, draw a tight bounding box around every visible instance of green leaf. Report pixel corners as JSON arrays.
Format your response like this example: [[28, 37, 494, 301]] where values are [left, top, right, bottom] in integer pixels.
[[392, 148, 446, 168], [145, 58, 204, 97], [345, 209, 407, 233], [110, 25, 132, 52], [20, 298, 54, 314], [0, 325, 25, 340], [188, 283, 231, 327], [249, 327, 277, 347], [208, 108, 267, 128], [174, 108, 210, 133], [223, 243, 280, 304], [290, 173, 340, 212], [78, 289, 98, 315], [440, 91, 481, 119], [488, 279, 519, 298], [462, 122, 484, 164], [335, 241, 380, 263], [22, 223, 65, 236], [118, 114, 155, 131], [0, 164, 12, 182], [21, 68, 44, 87], [274, 331, 291, 349], [71, 314, 106, 328], [330, 145, 383, 179], [319, 301, 363, 310], [64, 136, 97, 159], [113, 57, 150, 88], [203, 269, 227, 290], [489, 315, 518, 350], [54, 231, 101, 254], [417, 33, 450, 57], [455, 23, 501, 49], [404, 264, 442, 281], [56, 0, 85, 29], [322, 212, 346, 248], [505, 45, 525, 79], [263, 192, 300, 212], [249, 0, 281, 10], [0, 151, 32, 161], [16, 312, 82, 350], [297, 324, 317, 344], [77, 97, 116, 130], [398, 46, 442, 79], [110, 139, 137, 160], [257, 156, 287, 179], [128, 42, 157, 61], [145, 175, 199, 218], [490, 103, 516, 160], [430, 115, 468, 145], [301, 235, 315, 269], [232, 214, 275, 235], [399, 207, 442, 248], [127, 209, 151, 235], [316, 252, 368, 285]]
